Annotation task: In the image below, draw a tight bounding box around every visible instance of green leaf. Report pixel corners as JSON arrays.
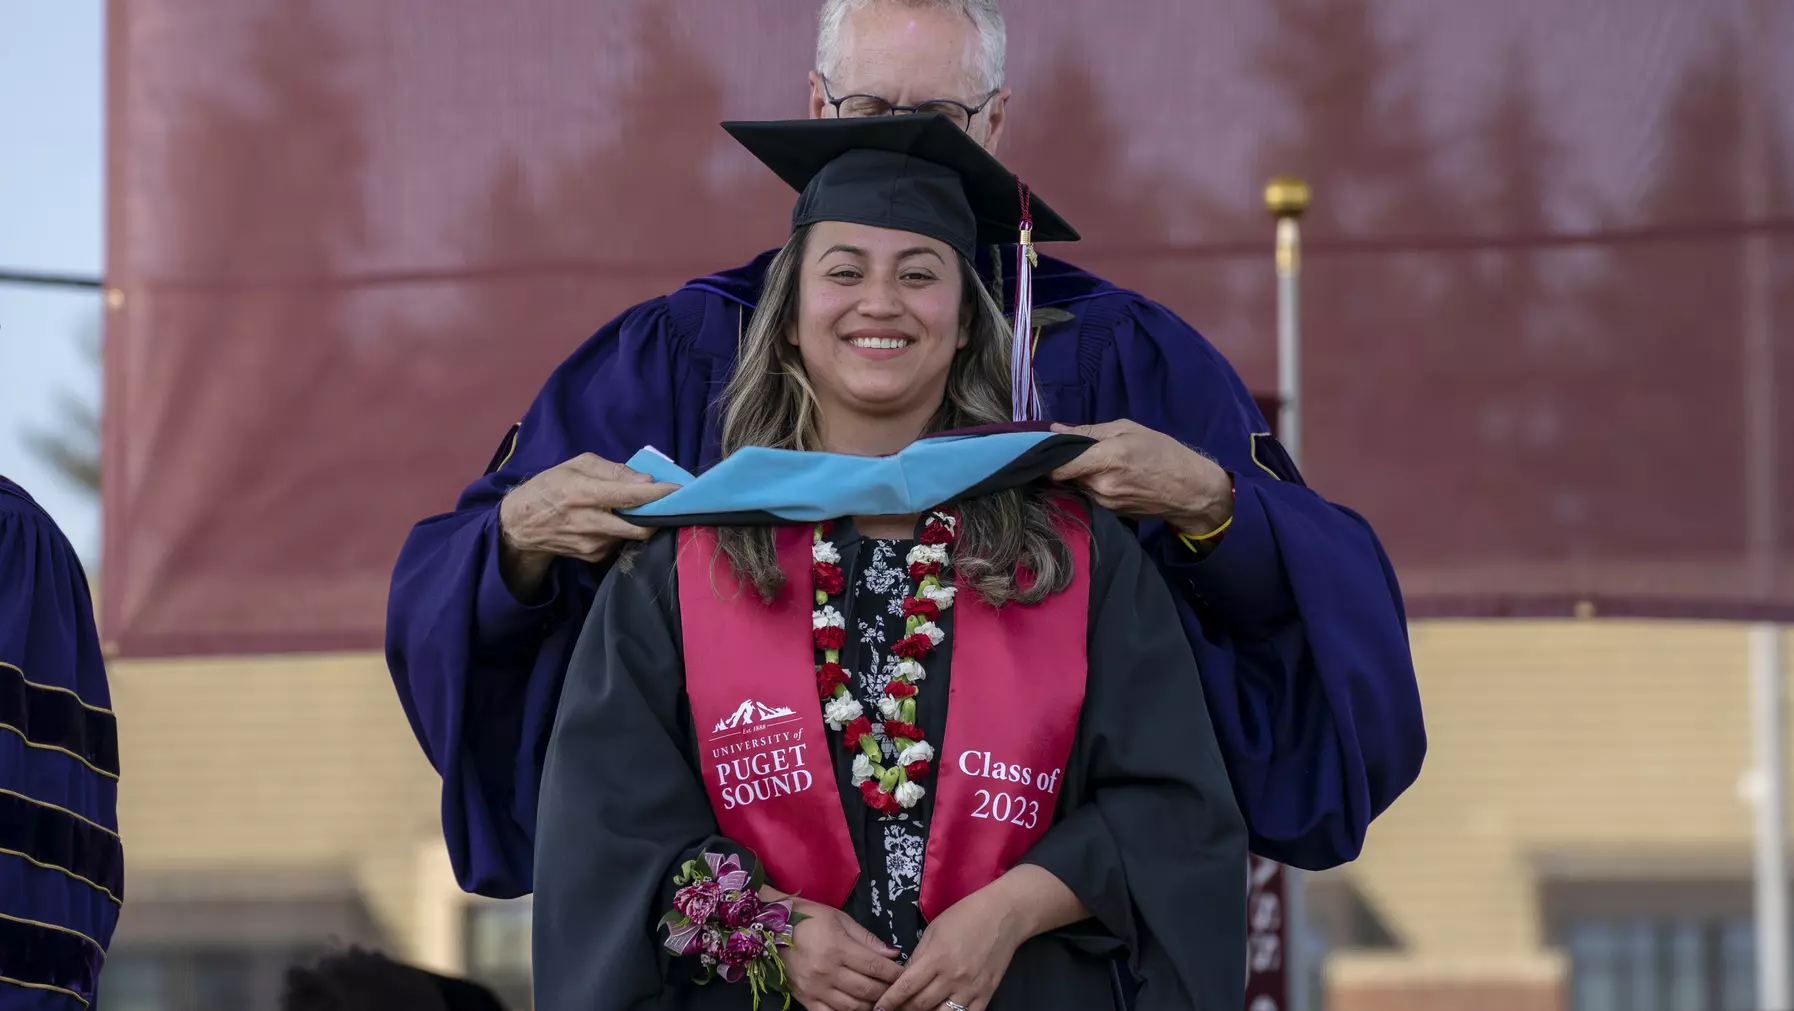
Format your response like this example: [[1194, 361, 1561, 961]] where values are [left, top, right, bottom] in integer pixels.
[[749, 860, 766, 891], [657, 910, 685, 929], [789, 909, 811, 925], [900, 699, 917, 724], [765, 955, 795, 1010]]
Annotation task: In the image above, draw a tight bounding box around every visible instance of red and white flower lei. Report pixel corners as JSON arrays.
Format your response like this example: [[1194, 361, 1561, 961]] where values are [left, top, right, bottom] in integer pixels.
[[812, 511, 958, 815]]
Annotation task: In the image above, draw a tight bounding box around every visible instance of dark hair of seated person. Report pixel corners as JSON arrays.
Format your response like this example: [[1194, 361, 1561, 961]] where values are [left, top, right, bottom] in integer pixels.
[[280, 947, 509, 1011]]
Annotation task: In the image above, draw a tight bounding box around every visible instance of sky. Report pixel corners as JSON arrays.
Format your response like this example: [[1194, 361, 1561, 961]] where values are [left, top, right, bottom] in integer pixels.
[[0, 1, 105, 560]]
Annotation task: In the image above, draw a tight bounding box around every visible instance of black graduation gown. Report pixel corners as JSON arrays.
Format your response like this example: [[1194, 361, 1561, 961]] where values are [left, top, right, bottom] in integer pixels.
[[532, 507, 1246, 1011]]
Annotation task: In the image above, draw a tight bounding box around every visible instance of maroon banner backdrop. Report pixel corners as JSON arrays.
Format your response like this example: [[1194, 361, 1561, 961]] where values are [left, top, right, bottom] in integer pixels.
[[103, 0, 1794, 655]]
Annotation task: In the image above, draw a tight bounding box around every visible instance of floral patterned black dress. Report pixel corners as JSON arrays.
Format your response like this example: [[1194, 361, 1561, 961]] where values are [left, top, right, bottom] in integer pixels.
[[836, 535, 931, 955]]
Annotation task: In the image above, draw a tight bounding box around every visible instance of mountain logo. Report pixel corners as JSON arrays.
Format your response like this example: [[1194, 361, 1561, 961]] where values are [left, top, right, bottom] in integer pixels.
[[713, 699, 799, 734]]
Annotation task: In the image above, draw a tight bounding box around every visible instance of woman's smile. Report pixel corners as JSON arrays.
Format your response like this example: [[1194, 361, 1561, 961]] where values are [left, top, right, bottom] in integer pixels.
[[842, 327, 917, 360]]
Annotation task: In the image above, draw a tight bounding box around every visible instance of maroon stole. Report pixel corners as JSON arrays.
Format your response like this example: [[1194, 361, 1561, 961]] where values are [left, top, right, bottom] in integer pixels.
[[676, 516, 1090, 919]]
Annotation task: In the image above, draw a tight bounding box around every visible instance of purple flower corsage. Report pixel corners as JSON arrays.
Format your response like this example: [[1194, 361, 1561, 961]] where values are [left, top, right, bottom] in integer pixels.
[[658, 852, 804, 1009]]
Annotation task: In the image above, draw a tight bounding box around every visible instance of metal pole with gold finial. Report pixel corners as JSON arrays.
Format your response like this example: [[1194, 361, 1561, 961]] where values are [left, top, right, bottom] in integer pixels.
[[1738, 0, 1788, 1005], [1241, 175, 1312, 1011], [1265, 175, 1311, 467]]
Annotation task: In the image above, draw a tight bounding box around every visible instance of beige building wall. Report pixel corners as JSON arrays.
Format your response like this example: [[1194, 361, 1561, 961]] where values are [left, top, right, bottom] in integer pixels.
[[1324, 621, 1787, 1009], [1350, 621, 1768, 957], [109, 651, 456, 960]]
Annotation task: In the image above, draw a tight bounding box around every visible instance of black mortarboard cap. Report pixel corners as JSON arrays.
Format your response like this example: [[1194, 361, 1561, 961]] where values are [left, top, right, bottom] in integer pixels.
[[723, 115, 1078, 262]]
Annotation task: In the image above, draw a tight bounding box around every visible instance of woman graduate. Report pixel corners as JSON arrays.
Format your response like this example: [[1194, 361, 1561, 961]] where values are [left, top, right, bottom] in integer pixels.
[[531, 116, 1246, 1011]]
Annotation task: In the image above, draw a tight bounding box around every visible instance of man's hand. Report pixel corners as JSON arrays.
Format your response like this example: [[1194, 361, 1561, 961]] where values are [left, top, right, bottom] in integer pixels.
[[495, 454, 679, 600], [781, 898, 904, 1011], [1049, 420, 1233, 538]]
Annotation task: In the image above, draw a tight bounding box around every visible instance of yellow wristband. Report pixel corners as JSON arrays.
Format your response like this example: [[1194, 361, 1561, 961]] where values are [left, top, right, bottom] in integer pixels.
[[1177, 515, 1233, 553]]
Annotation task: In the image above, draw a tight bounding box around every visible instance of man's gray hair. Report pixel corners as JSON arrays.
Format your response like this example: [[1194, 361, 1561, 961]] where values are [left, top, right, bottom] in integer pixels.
[[815, 0, 1006, 95]]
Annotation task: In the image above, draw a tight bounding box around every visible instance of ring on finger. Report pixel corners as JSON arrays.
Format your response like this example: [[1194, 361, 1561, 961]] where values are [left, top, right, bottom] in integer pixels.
[[943, 1002, 969, 1011]]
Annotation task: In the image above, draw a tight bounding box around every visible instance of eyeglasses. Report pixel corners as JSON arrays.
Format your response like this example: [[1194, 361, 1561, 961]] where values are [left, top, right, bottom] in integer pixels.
[[819, 75, 999, 131]]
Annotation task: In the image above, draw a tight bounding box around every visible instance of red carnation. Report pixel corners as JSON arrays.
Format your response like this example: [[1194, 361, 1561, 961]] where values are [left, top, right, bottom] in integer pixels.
[[921, 520, 955, 545], [908, 561, 941, 581], [814, 625, 846, 651], [842, 716, 873, 748], [858, 780, 901, 815], [901, 597, 941, 622], [883, 720, 923, 742], [812, 562, 845, 595], [905, 760, 931, 780], [869, 787, 902, 815], [817, 662, 850, 698], [891, 634, 934, 659], [884, 681, 917, 700]]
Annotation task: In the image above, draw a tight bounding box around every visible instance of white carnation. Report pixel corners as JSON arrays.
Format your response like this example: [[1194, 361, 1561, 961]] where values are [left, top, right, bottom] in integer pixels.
[[823, 694, 864, 727], [851, 754, 874, 785], [906, 544, 948, 568], [812, 605, 845, 630], [895, 781, 926, 809], [915, 621, 945, 646], [921, 584, 957, 610], [878, 696, 903, 720], [895, 659, 927, 682], [812, 540, 841, 564], [896, 741, 935, 766]]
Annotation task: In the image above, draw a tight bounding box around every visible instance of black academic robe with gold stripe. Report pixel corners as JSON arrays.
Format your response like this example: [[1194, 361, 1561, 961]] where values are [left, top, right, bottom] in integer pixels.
[[0, 478, 120, 1009]]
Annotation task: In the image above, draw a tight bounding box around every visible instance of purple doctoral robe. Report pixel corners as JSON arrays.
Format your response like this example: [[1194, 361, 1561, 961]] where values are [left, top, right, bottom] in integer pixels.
[[385, 250, 1426, 897], [0, 478, 119, 1009]]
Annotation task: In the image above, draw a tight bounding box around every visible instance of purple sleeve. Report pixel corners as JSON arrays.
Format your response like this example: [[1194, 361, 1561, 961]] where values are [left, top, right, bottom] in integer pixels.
[[0, 483, 118, 1006], [384, 297, 709, 896], [1082, 296, 1426, 869]]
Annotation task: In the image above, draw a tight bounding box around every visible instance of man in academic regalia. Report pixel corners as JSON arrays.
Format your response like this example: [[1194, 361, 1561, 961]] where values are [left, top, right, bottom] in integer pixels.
[[387, 0, 1426, 900], [0, 477, 120, 1009]]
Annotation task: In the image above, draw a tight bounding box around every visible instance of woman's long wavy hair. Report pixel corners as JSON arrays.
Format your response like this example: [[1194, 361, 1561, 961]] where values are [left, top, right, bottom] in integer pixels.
[[713, 225, 1073, 607]]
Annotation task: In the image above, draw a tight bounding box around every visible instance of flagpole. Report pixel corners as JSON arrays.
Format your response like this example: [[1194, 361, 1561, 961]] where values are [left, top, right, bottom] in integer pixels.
[[1739, 0, 1786, 1003], [1260, 175, 1312, 1011], [1754, 627, 1788, 1010]]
